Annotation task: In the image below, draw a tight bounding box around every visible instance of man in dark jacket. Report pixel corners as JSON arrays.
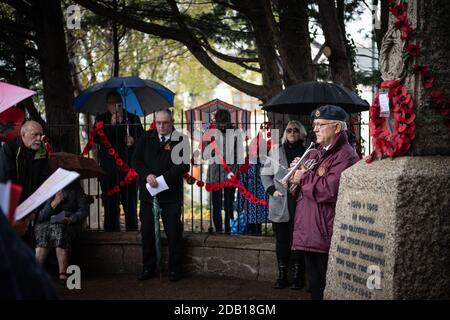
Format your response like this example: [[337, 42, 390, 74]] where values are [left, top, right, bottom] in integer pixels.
[[95, 91, 144, 231], [0, 120, 49, 246], [132, 109, 190, 282], [290, 105, 359, 300], [0, 120, 48, 201]]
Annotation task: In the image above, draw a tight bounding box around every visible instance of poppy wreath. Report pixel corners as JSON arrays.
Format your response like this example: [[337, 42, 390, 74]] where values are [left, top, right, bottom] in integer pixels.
[[366, 80, 415, 163], [182, 121, 273, 207], [82, 120, 138, 197]]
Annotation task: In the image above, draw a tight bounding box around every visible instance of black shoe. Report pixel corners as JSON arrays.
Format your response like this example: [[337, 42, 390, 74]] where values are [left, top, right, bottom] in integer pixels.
[[169, 271, 182, 282], [138, 268, 155, 281], [291, 263, 305, 290], [274, 260, 288, 289]]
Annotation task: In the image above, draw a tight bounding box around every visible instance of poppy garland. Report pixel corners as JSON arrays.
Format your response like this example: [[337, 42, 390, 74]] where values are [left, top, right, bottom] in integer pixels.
[[367, 1, 450, 163], [183, 122, 272, 207], [82, 121, 138, 198], [366, 80, 415, 163], [388, 1, 450, 127]]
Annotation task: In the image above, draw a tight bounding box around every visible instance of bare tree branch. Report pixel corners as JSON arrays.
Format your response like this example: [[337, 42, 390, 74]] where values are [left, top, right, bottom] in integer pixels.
[[75, 0, 265, 98]]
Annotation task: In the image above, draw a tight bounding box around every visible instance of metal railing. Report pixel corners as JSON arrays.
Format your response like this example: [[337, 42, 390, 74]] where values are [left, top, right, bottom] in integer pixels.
[[47, 109, 370, 236]]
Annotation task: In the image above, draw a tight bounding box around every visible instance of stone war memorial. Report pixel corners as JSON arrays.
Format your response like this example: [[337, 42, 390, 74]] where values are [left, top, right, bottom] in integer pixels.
[[325, 0, 450, 299]]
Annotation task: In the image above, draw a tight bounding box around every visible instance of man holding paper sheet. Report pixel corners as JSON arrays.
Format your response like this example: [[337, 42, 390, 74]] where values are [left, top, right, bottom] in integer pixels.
[[133, 109, 190, 282]]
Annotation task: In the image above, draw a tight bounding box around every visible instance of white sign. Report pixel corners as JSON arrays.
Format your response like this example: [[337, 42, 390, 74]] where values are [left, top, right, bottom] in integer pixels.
[[379, 91, 390, 117]]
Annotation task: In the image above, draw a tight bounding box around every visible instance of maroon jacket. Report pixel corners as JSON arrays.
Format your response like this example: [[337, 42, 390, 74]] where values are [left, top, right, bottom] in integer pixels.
[[292, 132, 358, 254]]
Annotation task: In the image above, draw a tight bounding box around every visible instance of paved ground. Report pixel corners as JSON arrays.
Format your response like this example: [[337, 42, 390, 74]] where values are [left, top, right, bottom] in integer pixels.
[[55, 273, 310, 300]]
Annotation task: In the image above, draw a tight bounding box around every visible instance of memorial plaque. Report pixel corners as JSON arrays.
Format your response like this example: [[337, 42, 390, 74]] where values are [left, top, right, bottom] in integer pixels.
[[326, 191, 394, 299], [325, 157, 450, 299]]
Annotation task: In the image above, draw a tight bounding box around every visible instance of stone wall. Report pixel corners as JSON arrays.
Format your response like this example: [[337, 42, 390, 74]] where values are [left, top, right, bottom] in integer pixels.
[[72, 232, 278, 282]]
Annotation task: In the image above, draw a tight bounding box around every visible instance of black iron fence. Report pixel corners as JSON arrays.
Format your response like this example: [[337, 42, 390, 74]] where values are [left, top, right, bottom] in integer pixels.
[[48, 109, 370, 236]]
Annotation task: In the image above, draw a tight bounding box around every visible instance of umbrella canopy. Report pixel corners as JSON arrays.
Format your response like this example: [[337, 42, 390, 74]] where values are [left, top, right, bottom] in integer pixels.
[[263, 81, 369, 115], [73, 76, 175, 116], [49, 152, 105, 180], [0, 81, 36, 114], [0, 107, 25, 142]]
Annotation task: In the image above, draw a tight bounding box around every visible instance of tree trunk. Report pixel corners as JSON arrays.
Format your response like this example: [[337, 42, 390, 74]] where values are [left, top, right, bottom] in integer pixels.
[[111, 0, 119, 77], [31, 0, 78, 153], [375, 0, 390, 52], [317, 0, 354, 89], [276, 0, 316, 85], [230, 0, 283, 101]]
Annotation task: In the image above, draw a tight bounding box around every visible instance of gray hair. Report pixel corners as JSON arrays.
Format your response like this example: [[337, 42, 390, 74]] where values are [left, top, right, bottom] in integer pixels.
[[336, 120, 347, 132], [281, 120, 307, 145], [155, 109, 174, 121], [20, 121, 42, 136]]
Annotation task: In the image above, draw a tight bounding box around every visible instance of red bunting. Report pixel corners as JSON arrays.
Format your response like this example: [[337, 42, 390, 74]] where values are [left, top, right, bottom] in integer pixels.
[[82, 120, 138, 198], [182, 121, 273, 207]]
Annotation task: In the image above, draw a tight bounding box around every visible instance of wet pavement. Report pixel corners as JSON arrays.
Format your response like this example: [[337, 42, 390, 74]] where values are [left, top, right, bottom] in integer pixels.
[[55, 273, 310, 300]]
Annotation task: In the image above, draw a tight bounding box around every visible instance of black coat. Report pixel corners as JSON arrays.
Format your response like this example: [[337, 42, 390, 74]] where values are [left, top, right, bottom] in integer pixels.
[[0, 210, 58, 299], [132, 129, 190, 204], [37, 182, 89, 224], [94, 111, 144, 175], [0, 138, 49, 203]]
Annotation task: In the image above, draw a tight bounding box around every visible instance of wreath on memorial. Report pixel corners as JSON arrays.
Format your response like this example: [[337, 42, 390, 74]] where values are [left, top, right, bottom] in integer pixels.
[[82, 121, 138, 198], [367, 0, 450, 163], [367, 80, 415, 163]]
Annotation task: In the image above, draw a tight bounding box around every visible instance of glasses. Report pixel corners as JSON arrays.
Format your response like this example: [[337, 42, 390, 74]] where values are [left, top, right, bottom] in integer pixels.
[[286, 128, 300, 134], [313, 122, 337, 130], [156, 121, 171, 126], [108, 102, 122, 107]]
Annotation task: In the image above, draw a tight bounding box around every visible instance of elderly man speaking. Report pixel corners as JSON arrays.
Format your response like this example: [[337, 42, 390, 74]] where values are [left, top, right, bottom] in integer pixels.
[[289, 104, 359, 300]]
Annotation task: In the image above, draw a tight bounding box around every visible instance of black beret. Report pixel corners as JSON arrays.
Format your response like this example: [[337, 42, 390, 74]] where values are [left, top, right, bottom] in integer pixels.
[[313, 104, 347, 121]]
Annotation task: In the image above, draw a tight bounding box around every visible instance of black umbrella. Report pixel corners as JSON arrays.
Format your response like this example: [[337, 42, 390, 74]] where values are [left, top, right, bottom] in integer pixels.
[[263, 81, 369, 115]]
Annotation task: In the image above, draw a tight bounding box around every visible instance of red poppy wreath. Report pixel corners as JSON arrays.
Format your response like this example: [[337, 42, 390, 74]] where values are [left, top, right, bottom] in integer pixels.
[[366, 80, 416, 163]]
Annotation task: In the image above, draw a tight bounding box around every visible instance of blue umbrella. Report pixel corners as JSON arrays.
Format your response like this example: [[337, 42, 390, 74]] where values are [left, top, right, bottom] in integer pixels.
[[73, 76, 175, 116]]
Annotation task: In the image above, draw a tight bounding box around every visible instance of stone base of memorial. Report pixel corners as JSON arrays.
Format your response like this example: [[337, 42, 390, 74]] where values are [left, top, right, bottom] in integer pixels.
[[324, 156, 450, 299]]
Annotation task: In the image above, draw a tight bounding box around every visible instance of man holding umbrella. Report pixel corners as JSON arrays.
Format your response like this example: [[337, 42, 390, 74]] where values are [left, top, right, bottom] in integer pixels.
[[95, 90, 143, 231]]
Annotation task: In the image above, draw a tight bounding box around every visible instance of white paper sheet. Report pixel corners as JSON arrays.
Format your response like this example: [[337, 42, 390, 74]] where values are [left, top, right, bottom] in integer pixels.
[[146, 175, 169, 196], [379, 92, 390, 117], [15, 168, 79, 220]]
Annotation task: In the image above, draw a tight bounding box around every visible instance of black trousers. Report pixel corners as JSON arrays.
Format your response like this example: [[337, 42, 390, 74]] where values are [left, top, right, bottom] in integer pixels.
[[304, 251, 329, 300], [211, 187, 235, 233], [139, 200, 183, 273], [272, 221, 292, 263], [272, 192, 299, 263], [100, 178, 137, 232]]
